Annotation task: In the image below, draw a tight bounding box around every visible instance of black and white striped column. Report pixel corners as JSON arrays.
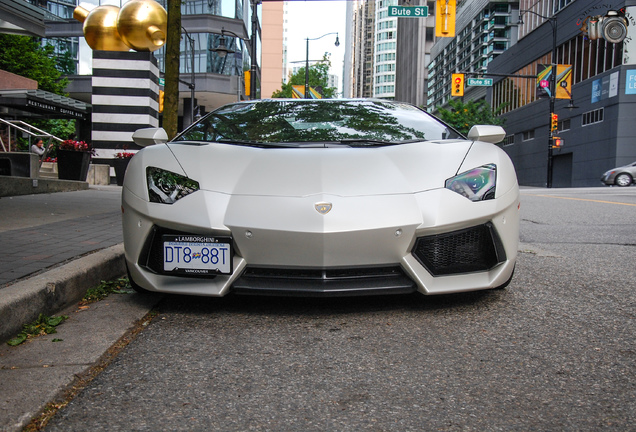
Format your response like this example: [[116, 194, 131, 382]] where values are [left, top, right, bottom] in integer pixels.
[[91, 51, 160, 157]]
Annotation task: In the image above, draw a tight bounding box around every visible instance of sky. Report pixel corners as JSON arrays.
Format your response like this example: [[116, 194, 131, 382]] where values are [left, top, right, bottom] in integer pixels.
[[283, 0, 348, 96]]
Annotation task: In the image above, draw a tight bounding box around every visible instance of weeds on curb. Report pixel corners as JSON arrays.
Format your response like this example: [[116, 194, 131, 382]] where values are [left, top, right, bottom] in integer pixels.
[[6, 277, 134, 346], [81, 277, 133, 304], [6, 314, 68, 346]]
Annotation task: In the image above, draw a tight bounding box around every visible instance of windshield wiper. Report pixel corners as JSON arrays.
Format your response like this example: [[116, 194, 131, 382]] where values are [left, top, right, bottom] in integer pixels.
[[339, 138, 423, 147], [216, 139, 291, 148]]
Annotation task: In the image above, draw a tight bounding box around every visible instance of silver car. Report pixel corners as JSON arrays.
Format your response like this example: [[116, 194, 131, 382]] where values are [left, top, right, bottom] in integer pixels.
[[601, 162, 636, 187], [122, 99, 519, 297]]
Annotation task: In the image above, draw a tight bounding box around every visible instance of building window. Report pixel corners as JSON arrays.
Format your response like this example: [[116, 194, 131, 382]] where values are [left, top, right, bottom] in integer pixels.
[[582, 108, 604, 126], [522, 130, 535, 141], [502, 134, 515, 146], [558, 118, 571, 132], [493, 34, 623, 115]]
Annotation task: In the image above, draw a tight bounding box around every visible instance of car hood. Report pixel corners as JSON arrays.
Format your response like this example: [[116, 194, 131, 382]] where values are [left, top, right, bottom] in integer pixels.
[[166, 140, 474, 197]]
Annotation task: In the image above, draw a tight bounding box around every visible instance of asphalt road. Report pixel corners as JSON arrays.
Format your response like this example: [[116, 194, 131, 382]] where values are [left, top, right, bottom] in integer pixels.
[[44, 187, 636, 431]]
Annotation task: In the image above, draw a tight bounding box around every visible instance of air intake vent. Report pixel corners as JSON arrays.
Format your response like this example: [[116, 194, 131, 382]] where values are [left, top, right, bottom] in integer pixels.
[[412, 222, 506, 276]]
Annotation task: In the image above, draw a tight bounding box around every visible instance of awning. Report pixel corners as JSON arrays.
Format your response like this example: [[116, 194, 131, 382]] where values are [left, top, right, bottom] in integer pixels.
[[0, 89, 90, 120], [0, 0, 48, 37]]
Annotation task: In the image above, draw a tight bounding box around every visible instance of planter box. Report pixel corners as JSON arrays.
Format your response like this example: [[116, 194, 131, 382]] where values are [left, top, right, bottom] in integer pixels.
[[57, 150, 90, 181], [113, 158, 131, 186]]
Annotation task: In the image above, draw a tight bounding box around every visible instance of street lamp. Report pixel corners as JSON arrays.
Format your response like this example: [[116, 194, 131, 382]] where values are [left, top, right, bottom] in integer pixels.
[[304, 32, 339, 99], [518, 10, 557, 188], [210, 27, 256, 100], [181, 27, 196, 125]]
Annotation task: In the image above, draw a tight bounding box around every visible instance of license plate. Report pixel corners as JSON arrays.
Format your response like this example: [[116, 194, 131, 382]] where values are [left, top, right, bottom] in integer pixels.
[[163, 235, 232, 275]]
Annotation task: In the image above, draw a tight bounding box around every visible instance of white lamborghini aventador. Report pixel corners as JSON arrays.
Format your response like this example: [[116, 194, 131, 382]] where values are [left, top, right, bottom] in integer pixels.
[[122, 99, 519, 297]]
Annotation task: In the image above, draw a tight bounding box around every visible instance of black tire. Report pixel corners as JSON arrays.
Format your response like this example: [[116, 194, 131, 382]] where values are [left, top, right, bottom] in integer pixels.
[[492, 265, 515, 290], [615, 173, 633, 187], [126, 263, 153, 294]]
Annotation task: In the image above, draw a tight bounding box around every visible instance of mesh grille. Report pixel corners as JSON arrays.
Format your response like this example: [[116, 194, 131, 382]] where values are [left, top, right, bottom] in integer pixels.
[[412, 223, 506, 276]]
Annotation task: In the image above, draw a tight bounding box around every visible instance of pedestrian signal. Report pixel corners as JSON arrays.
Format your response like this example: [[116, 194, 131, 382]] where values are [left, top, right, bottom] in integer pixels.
[[452, 73, 464, 97], [552, 137, 563, 148]]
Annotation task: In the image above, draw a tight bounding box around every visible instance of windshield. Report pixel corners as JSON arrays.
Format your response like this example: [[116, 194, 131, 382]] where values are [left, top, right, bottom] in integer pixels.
[[174, 99, 462, 146]]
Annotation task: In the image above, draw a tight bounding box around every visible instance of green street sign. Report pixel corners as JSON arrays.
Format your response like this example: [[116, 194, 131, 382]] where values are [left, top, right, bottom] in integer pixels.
[[466, 78, 493, 86], [158, 77, 165, 86], [388, 6, 428, 17]]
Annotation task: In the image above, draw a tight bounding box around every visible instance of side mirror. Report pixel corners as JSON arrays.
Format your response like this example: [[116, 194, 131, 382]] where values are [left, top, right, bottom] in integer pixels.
[[132, 127, 169, 147], [467, 125, 506, 144]]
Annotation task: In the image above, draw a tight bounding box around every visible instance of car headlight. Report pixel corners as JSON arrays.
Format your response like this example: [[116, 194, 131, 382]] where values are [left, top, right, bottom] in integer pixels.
[[147, 167, 199, 204], [445, 164, 496, 201]]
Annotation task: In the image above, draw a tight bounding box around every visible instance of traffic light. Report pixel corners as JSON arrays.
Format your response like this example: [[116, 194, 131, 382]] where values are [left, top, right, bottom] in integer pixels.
[[436, 0, 456, 37], [552, 137, 563, 148], [452, 73, 464, 97], [158, 90, 164, 113], [550, 112, 558, 132]]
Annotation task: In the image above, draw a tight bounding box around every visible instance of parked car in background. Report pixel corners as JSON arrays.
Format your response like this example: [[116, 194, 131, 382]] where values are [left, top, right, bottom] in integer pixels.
[[122, 99, 519, 298], [601, 162, 636, 186]]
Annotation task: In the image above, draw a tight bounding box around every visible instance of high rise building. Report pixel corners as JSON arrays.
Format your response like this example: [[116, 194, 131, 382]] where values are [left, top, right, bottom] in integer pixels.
[[426, 0, 518, 112], [347, 0, 376, 98], [394, 0, 436, 107], [487, 0, 636, 187], [373, 0, 398, 99]]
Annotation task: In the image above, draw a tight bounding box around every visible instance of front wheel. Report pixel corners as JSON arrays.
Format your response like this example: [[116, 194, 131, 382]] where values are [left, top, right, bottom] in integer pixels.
[[615, 173, 633, 187], [126, 263, 153, 294], [492, 265, 515, 290]]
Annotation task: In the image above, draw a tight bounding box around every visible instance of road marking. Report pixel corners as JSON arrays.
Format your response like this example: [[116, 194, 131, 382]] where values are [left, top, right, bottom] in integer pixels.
[[525, 194, 636, 207]]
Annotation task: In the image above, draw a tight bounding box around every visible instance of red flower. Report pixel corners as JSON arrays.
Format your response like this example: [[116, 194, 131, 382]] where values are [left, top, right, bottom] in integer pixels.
[[58, 140, 96, 156]]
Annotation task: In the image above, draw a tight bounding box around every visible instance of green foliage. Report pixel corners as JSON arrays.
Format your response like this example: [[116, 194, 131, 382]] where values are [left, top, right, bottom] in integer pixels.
[[13, 119, 77, 153], [0, 34, 68, 95], [57, 49, 77, 75], [435, 99, 506, 136], [82, 277, 134, 304], [272, 54, 337, 99], [6, 314, 68, 346]]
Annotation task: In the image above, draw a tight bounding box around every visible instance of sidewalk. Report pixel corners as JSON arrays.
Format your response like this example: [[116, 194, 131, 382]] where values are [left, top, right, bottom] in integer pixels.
[[0, 186, 123, 287], [0, 185, 162, 431], [0, 186, 127, 342]]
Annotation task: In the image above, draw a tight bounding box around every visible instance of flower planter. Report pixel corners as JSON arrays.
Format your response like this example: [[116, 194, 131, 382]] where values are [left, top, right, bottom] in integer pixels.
[[113, 158, 131, 186], [57, 149, 91, 181]]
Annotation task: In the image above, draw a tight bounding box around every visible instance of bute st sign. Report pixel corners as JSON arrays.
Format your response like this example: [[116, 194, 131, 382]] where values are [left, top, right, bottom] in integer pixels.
[[388, 6, 428, 17]]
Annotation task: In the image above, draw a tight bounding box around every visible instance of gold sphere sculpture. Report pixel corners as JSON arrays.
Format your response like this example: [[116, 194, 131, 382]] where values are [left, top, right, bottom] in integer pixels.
[[74, 5, 129, 52], [74, 0, 168, 52], [117, 0, 167, 52]]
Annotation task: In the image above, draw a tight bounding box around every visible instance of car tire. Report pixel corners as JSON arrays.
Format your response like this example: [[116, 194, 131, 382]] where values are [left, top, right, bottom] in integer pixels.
[[126, 263, 153, 294], [615, 173, 633, 187], [492, 265, 515, 290]]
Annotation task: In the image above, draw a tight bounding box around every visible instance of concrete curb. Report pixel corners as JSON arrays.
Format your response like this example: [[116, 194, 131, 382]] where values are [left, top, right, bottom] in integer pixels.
[[0, 177, 89, 197], [0, 244, 125, 343]]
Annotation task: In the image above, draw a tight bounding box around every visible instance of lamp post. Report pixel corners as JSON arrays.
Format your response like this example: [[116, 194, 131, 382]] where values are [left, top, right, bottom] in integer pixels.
[[181, 27, 195, 125], [210, 27, 256, 100], [304, 32, 339, 99], [518, 10, 557, 188]]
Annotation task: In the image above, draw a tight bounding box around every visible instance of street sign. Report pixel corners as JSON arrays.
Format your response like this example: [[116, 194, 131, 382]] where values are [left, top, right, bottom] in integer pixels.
[[388, 6, 428, 17], [158, 77, 165, 86], [466, 78, 493, 86]]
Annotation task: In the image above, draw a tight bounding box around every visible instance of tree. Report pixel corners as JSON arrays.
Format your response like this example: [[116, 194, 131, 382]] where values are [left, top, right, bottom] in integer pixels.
[[272, 54, 337, 99], [0, 34, 74, 150], [0, 34, 68, 94], [162, 0, 181, 139], [435, 99, 506, 136]]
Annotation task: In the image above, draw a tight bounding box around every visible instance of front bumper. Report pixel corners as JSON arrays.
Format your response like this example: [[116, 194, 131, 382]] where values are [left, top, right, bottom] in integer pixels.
[[122, 185, 519, 297]]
